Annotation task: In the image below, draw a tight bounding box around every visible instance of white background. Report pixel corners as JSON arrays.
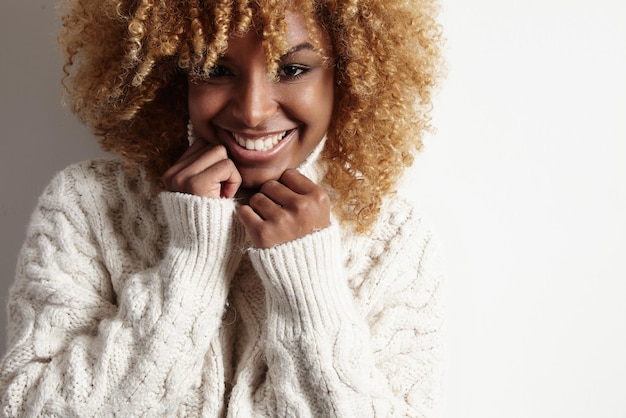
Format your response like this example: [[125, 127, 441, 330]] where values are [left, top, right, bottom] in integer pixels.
[[1, 0, 625, 416]]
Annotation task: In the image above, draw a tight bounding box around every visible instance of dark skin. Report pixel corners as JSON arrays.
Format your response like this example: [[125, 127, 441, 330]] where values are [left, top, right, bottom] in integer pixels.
[[162, 12, 334, 249], [162, 140, 331, 249], [238, 169, 331, 249]]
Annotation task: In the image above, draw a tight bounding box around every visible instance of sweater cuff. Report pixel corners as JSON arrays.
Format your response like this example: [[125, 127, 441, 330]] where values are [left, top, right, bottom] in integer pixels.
[[247, 223, 356, 339], [159, 192, 245, 300]]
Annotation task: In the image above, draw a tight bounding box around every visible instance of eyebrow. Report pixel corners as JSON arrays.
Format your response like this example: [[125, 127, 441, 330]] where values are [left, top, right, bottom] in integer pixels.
[[215, 42, 316, 64], [281, 42, 315, 59]]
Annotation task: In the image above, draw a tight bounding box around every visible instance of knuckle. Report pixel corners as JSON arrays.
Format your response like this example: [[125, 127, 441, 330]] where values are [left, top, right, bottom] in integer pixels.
[[260, 179, 277, 193], [315, 189, 330, 208], [283, 168, 298, 177], [249, 193, 264, 207], [212, 145, 228, 159], [274, 212, 291, 227], [161, 167, 176, 184], [255, 224, 275, 247], [215, 151, 234, 168], [186, 175, 204, 191], [180, 175, 208, 195], [161, 174, 171, 188], [278, 169, 295, 184], [292, 197, 311, 217], [213, 158, 229, 172], [169, 175, 186, 192]]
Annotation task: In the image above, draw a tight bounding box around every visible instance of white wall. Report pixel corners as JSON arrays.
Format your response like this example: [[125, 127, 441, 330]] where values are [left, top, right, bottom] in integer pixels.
[[407, 1, 626, 416], [1, 0, 625, 416]]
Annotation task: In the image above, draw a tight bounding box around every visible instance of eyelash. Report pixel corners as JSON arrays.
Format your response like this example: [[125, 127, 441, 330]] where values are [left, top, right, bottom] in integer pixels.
[[277, 65, 311, 80], [191, 64, 311, 82]]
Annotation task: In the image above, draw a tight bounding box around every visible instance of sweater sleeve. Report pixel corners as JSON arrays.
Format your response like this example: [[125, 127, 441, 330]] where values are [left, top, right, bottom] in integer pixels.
[[0, 164, 245, 417], [246, 212, 444, 417]]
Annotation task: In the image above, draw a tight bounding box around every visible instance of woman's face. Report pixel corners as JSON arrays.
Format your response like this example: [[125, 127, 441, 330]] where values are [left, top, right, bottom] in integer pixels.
[[188, 12, 335, 190]]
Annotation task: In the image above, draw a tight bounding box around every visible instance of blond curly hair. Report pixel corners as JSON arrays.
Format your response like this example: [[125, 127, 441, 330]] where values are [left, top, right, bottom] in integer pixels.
[[59, 0, 443, 233]]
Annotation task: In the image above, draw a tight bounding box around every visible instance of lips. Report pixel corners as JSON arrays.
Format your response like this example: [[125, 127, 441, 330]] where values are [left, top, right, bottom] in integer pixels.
[[231, 130, 293, 152]]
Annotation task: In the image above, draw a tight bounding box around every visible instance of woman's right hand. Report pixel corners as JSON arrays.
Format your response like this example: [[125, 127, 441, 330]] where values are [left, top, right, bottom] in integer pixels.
[[162, 140, 242, 198]]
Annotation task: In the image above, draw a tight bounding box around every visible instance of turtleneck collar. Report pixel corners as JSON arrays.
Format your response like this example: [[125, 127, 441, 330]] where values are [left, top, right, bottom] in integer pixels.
[[296, 134, 327, 186]]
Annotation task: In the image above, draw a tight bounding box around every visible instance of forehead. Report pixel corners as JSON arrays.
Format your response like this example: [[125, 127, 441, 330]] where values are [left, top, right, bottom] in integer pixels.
[[279, 11, 332, 54], [283, 12, 312, 42], [221, 10, 331, 57], [182, 6, 333, 70]]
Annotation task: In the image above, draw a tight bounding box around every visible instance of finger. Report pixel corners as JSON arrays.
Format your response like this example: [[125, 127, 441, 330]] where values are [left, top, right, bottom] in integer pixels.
[[162, 140, 213, 185], [163, 145, 241, 198], [278, 169, 318, 195], [272, 169, 329, 211], [180, 135, 210, 159], [238, 204, 289, 249], [248, 191, 283, 220], [179, 158, 242, 198], [217, 160, 242, 198], [163, 145, 229, 189], [172, 142, 210, 169], [257, 179, 295, 207], [176, 144, 229, 178], [277, 169, 331, 223], [236, 204, 263, 233]]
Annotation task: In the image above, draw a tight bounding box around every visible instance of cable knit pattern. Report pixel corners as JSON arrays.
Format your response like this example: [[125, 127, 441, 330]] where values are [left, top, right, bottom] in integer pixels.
[[0, 157, 444, 417]]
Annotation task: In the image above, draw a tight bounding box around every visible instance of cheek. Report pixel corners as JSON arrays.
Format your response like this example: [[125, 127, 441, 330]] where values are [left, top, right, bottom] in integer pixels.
[[292, 79, 335, 130], [311, 89, 334, 132], [315, 71, 336, 125], [188, 85, 226, 122]]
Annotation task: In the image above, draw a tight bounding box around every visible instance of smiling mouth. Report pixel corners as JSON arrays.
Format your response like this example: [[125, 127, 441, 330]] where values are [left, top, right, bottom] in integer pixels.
[[231, 130, 294, 152]]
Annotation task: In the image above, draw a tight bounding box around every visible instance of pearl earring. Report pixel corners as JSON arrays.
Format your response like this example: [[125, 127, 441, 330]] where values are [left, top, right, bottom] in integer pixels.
[[187, 120, 197, 146]]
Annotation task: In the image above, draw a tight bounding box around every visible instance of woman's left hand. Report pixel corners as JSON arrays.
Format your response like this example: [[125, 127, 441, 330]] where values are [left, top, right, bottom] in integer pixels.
[[237, 169, 331, 249]]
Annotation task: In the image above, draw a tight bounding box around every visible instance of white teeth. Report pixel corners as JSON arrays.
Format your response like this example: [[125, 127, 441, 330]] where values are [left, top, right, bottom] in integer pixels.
[[233, 131, 289, 151]]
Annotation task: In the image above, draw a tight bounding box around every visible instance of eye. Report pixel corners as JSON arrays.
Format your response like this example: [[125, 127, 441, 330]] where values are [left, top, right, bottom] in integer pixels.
[[190, 65, 233, 82], [277, 65, 310, 80], [206, 65, 233, 78]]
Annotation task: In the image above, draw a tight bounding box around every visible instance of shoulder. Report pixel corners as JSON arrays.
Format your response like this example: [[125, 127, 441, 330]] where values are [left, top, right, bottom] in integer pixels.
[[370, 193, 436, 251], [341, 193, 443, 284], [39, 158, 154, 209], [30, 158, 159, 237], [24, 158, 166, 280], [45, 158, 144, 195], [340, 193, 437, 253], [340, 193, 445, 330]]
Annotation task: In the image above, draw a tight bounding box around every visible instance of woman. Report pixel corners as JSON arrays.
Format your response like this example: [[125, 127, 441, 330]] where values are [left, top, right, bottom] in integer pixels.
[[0, 0, 444, 416]]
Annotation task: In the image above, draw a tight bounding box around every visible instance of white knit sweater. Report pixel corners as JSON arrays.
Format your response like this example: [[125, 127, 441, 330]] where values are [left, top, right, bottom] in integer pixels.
[[0, 156, 444, 417]]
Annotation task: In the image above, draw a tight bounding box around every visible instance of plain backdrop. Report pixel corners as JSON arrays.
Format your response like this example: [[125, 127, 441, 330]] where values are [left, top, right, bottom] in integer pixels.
[[1, 0, 625, 416]]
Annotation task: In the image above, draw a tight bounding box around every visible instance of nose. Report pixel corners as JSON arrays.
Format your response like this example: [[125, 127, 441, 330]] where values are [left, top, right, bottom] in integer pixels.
[[231, 72, 278, 128]]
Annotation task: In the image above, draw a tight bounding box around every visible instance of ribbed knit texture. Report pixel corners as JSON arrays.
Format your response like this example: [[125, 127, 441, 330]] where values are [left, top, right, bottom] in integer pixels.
[[0, 156, 444, 417]]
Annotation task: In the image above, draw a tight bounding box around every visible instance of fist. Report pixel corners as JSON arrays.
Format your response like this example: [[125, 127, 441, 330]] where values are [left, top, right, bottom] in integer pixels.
[[237, 169, 331, 249], [162, 140, 242, 198]]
